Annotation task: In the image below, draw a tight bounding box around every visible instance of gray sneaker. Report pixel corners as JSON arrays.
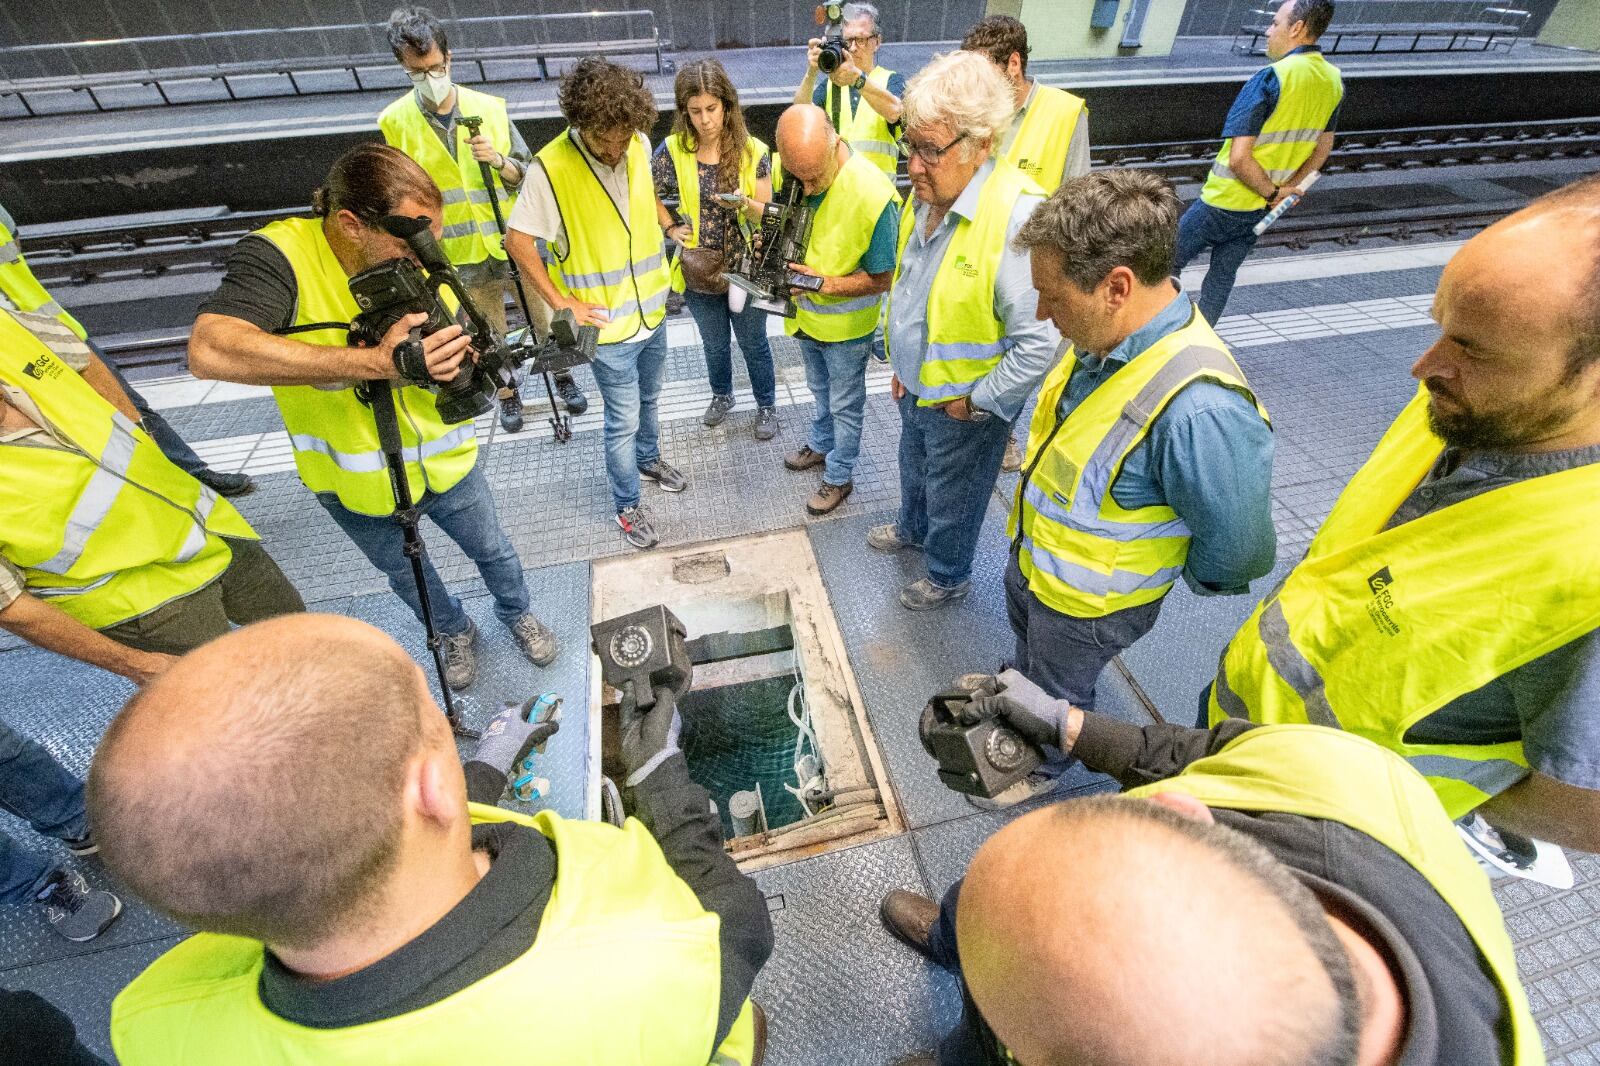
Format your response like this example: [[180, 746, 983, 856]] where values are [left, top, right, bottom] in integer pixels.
[[753, 407, 780, 440], [510, 614, 558, 668], [442, 618, 479, 692], [900, 577, 971, 611], [617, 505, 658, 549], [36, 869, 122, 942], [703, 394, 735, 426], [867, 523, 919, 553], [638, 458, 687, 493]]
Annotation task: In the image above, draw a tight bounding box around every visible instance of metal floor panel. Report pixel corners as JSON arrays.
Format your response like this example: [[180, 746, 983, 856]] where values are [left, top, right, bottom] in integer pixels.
[[0, 935, 178, 1061], [1497, 854, 1600, 1065]]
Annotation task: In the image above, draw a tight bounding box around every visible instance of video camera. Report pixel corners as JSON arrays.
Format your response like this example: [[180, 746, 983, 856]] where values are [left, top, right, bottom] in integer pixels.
[[590, 605, 691, 712], [815, 2, 848, 74], [724, 176, 822, 318], [347, 215, 597, 424], [918, 689, 1042, 799]]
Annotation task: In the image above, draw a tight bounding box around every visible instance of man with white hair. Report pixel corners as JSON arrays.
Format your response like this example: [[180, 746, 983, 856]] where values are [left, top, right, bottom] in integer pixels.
[[795, 1, 904, 179], [870, 51, 1060, 611]]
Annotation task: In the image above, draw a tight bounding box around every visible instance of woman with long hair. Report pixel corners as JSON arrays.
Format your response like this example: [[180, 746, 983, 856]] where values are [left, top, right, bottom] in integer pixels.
[[653, 59, 780, 440]]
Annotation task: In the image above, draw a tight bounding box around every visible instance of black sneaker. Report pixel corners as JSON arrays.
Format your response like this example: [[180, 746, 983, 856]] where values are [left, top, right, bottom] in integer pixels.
[[498, 393, 525, 434], [555, 374, 588, 415], [36, 870, 122, 943], [617, 505, 658, 549], [198, 470, 256, 497], [61, 830, 98, 857], [442, 618, 479, 692], [638, 459, 687, 493], [703, 394, 735, 427]]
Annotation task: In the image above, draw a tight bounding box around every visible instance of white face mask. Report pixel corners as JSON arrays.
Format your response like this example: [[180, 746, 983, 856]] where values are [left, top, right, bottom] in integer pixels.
[[421, 71, 452, 106]]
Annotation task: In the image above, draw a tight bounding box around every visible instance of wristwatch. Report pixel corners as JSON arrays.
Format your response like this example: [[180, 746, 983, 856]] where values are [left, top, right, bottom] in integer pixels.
[[853, 72, 867, 91]]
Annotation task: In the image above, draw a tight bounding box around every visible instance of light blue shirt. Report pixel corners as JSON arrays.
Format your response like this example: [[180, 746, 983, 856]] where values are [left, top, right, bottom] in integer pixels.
[[886, 160, 1061, 422]]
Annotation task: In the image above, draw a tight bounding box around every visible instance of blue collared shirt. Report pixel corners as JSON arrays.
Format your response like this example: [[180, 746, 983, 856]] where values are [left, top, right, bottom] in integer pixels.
[[1057, 289, 1276, 595], [1222, 44, 1343, 138], [887, 160, 1062, 422]]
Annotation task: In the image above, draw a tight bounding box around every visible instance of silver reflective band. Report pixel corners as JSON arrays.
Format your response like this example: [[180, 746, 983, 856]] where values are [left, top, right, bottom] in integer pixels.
[[1256, 596, 1341, 728], [851, 138, 897, 158], [1019, 535, 1183, 597], [566, 264, 631, 290], [35, 413, 139, 576], [1210, 162, 1301, 185], [918, 379, 982, 402], [441, 188, 470, 206], [34, 572, 115, 599], [1407, 754, 1528, 796], [1023, 482, 1191, 543], [32, 300, 65, 319], [441, 220, 479, 241], [174, 486, 221, 563], [1212, 649, 1251, 719], [923, 339, 1007, 363], [798, 292, 882, 315], [1254, 127, 1324, 146], [0, 239, 20, 265], [289, 423, 475, 473]]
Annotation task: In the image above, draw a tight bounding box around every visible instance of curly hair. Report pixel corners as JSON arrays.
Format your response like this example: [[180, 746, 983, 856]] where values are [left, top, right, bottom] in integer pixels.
[[962, 14, 1030, 76], [671, 59, 751, 197], [901, 50, 1015, 160], [558, 57, 658, 135]]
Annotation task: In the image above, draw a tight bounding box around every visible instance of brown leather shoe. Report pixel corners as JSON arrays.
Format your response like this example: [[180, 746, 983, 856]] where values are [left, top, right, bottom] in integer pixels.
[[879, 889, 939, 960], [785, 445, 826, 471], [750, 1001, 768, 1065], [806, 480, 853, 515]]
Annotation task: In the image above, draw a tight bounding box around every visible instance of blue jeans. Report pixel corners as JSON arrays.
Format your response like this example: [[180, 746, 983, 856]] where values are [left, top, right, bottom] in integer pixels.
[[1172, 200, 1269, 326], [895, 391, 1013, 588], [589, 328, 668, 511], [684, 289, 777, 408], [798, 333, 870, 486], [0, 723, 88, 903], [317, 464, 529, 636]]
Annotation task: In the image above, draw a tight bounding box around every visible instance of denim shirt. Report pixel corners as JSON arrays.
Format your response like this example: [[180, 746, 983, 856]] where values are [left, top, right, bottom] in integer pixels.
[[1058, 288, 1276, 594], [887, 160, 1061, 422]]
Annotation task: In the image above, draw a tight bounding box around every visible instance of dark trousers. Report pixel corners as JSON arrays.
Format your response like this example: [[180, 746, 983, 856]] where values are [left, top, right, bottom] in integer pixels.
[[895, 392, 1013, 588], [99, 538, 305, 656], [1172, 200, 1269, 326], [926, 879, 1009, 1066], [683, 289, 777, 409], [0, 723, 88, 903]]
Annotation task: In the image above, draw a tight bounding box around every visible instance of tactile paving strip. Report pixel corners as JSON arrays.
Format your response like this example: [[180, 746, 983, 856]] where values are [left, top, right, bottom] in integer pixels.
[[1496, 854, 1600, 1064]]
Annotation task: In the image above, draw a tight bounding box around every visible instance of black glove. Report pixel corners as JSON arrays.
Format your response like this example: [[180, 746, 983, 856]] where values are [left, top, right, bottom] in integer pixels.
[[960, 669, 1073, 752], [621, 680, 683, 787], [390, 335, 432, 384]]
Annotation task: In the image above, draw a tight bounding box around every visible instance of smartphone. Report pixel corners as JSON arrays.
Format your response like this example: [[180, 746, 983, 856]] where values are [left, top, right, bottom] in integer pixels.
[[715, 193, 746, 206]]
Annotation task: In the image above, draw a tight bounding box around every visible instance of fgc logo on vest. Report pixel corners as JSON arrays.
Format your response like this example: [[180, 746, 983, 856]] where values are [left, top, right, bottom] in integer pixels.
[[1365, 566, 1401, 636], [20, 354, 61, 381]]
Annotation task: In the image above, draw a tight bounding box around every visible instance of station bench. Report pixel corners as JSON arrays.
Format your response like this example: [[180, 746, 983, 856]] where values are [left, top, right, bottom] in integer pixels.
[[1234, 2, 1531, 55]]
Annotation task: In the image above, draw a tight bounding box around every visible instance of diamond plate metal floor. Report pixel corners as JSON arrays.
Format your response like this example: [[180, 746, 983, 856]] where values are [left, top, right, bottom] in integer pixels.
[[3, 260, 1599, 1063]]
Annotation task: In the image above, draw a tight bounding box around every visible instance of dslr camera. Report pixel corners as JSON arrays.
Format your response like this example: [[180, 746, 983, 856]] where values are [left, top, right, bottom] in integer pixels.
[[919, 689, 1042, 799], [815, 2, 848, 74], [725, 177, 823, 318]]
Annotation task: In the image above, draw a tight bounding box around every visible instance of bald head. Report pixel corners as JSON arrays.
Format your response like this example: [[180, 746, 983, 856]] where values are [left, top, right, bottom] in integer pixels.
[[89, 614, 439, 947], [958, 796, 1358, 1066], [775, 104, 841, 195]]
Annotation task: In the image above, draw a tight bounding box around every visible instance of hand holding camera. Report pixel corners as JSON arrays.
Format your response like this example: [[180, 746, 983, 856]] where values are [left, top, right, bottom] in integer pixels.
[[370, 311, 471, 384], [918, 669, 1080, 798]]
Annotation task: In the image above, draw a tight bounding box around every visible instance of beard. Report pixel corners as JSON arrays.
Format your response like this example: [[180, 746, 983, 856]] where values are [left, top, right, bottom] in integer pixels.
[[1423, 381, 1579, 451]]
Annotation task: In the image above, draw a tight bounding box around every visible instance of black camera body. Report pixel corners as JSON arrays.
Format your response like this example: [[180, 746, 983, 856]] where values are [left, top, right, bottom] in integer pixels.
[[725, 180, 820, 318], [919, 691, 1043, 798], [816, 2, 848, 73], [590, 605, 691, 712]]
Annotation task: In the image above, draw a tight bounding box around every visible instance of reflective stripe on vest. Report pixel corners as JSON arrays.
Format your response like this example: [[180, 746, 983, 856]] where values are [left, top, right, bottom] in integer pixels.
[[664, 132, 767, 294], [1008, 309, 1268, 618], [1126, 725, 1543, 1064], [378, 86, 513, 265], [0, 222, 88, 339], [1003, 84, 1087, 193], [536, 129, 672, 346], [784, 151, 899, 343], [0, 310, 256, 628], [253, 217, 478, 516], [1206, 386, 1600, 817], [1201, 50, 1343, 212], [826, 66, 899, 177], [111, 803, 757, 1066], [887, 161, 1041, 404]]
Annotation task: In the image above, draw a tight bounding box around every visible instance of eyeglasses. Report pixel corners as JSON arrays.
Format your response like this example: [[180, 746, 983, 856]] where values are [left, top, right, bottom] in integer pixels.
[[896, 131, 967, 166], [405, 61, 449, 82], [844, 33, 878, 46]]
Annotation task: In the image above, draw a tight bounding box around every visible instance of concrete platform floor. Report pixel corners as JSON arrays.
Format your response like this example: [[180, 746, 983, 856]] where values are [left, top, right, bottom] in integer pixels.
[[2, 240, 1598, 1062]]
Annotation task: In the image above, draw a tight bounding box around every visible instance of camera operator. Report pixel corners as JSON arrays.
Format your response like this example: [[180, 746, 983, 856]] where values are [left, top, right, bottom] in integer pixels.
[[794, 2, 904, 180], [379, 5, 587, 435], [880, 674, 1541, 1065], [873, 51, 1060, 613], [774, 104, 900, 515], [505, 57, 689, 551], [188, 145, 559, 690], [93, 613, 773, 1066]]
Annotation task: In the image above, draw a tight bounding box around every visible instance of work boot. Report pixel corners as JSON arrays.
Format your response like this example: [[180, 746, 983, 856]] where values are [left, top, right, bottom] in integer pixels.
[[784, 445, 826, 471], [1001, 436, 1024, 473], [638, 458, 687, 493], [198, 470, 255, 497], [703, 394, 735, 427], [510, 614, 558, 668], [555, 373, 588, 415], [878, 889, 939, 961], [442, 618, 479, 692], [900, 578, 970, 611], [751, 1002, 770, 1066], [498, 393, 525, 434], [867, 523, 919, 553], [36, 870, 122, 943], [753, 407, 780, 441], [617, 505, 658, 550], [806, 481, 852, 516]]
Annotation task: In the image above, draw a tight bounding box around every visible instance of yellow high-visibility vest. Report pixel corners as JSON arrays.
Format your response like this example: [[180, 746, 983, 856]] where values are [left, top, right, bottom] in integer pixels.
[[663, 132, 768, 294], [379, 86, 515, 267], [0, 219, 87, 338], [1202, 50, 1343, 212], [1003, 83, 1087, 193], [536, 129, 671, 346], [110, 803, 760, 1066], [254, 218, 478, 517], [824, 65, 899, 177], [1009, 308, 1268, 617], [784, 151, 899, 343], [887, 161, 1042, 405], [1128, 725, 1542, 1064], [0, 310, 256, 628], [1208, 387, 1600, 816]]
